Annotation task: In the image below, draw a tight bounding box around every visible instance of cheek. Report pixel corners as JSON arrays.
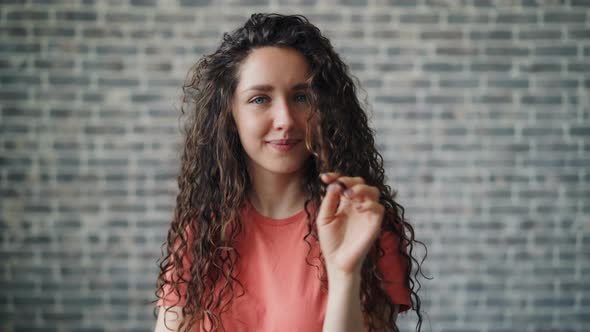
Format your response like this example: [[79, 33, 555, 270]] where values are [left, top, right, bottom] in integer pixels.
[[237, 116, 267, 141], [297, 114, 311, 131]]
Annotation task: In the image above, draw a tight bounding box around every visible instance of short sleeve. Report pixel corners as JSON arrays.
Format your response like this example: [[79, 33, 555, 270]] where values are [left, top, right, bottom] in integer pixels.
[[157, 226, 195, 307], [377, 228, 412, 314]]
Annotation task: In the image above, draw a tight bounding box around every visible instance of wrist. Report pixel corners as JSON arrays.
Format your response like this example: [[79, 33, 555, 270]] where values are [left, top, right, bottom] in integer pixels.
[[326, 266, 362, 287]]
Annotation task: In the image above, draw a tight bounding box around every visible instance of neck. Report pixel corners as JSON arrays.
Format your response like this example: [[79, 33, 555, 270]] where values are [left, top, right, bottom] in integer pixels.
[[247, 166, 307, 220]]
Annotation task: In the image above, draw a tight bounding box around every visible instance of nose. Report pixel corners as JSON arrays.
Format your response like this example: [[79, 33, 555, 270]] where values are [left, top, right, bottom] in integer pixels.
[[273, 98, 296, 131]]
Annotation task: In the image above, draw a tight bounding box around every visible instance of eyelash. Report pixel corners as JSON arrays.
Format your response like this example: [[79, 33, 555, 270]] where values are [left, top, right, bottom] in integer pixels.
[[250, 94, 308, 105]]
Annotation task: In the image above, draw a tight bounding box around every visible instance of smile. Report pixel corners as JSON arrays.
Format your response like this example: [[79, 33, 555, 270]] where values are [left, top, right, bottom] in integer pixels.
[[267, 140, 301, 152]]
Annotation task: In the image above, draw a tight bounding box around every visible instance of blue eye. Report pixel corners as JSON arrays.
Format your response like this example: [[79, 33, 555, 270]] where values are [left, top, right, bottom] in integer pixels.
[[295, 94, 308, 103], [251, 96, 267, 104]]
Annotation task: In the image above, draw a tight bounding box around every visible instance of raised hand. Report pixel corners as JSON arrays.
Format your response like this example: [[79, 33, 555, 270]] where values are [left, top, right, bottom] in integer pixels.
[[317, 172, 385, 276]]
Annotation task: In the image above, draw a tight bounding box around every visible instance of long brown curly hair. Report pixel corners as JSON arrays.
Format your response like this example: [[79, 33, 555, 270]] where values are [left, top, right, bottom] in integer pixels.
[[154, 13, 429, 332]]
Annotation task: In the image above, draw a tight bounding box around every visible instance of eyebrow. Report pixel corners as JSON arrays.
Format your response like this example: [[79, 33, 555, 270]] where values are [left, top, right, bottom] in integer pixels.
[[242, 82, 309, 94]]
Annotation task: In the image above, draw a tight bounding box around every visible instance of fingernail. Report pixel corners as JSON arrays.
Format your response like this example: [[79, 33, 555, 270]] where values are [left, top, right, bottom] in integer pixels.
[[344, 189, 354, 198], [327, 184, 340, 192]]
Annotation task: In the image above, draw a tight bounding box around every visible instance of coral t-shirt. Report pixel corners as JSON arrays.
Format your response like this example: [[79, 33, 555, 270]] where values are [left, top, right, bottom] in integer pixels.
[[158, 201, 412, 331]]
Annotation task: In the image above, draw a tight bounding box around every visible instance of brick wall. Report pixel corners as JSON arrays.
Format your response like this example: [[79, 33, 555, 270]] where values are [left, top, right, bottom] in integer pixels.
[[1, 0, 588, 331]]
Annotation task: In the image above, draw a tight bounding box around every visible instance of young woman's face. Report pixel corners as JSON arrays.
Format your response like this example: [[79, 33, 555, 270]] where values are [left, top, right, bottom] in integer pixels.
[[231, 46, 313, 177]]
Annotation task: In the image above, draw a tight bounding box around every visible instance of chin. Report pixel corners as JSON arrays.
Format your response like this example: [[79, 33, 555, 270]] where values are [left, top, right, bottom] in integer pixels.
[[246, 153, 311, 177], [256, 160, 307, 175], [268, 165, 305, 175]]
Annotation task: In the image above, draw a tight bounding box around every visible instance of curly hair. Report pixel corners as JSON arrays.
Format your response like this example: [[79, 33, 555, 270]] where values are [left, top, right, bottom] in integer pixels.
[[154, 13, 429, 332]]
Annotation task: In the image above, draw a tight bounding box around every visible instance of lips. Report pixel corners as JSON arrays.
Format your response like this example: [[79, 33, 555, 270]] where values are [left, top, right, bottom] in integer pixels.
[[266, 139, 302, 145], [266, 138, 302, 152]]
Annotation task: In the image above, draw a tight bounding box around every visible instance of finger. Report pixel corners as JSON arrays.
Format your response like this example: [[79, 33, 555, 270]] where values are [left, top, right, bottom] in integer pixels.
[[355, 200, 385, 216], [343, 184, 380, 202], [327, 176, 365, 189], [319, 172, 341, 183], [317, 182, 343, 226]]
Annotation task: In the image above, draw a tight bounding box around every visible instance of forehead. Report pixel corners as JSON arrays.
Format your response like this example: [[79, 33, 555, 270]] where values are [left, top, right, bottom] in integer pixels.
[[236, 46, 311, 93]]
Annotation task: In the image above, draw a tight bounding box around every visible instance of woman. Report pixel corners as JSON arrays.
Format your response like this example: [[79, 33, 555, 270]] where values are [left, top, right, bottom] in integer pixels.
[[154, 13, 427, 332]]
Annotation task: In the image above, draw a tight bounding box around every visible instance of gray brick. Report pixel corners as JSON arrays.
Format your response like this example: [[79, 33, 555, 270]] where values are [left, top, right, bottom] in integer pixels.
[[387, 46, 428, 56], [382, 0, 416, 6], [375, 95, 416, 104], [14, 295, 55, 306], [0, 90, 28, 100], [519, 62, 561, 72], [41, 311, 84, 322], [444, 127, 467, 136], [474, 126, 515, 136], [0, 43, 41, 53], [369, 14, 391, 23], [55, 10, 97, 21], [521, 95, 562, 105], [96, 45, 138, 55], [487, 79, 529, 89], [535, 79, 578, 89], [48, 75, 91, 86], [518, 29, 562, 40], [83, 60, 125, 71], [14, 327, 57, 332], [400, 13, 439, 24], [0, 26, 28, 37], [522, 126, 564, 136], [485, 47, 530, 57], [82, 27, 125, 38], [436, 46, 478, 56], [471, 62, 512, 72], [147, 79, 179, 88], [570, 127, 590, 136], [421, 30, 463, 40], [278, 0, 317, 4], [535, 46, 578, 56], [522, 0, 567, 6], [84, 125, 127, 135], [97, 78, 140, 87], [544, 12, 586, 23], [105, 13, 148, 23], [5, 10, 49, 21], [472, 94, 513, 104], [0, 74, 42, 85], [472, 0, 493, 7], [305, 14, 342, 23], [154, 14, 196, 24], [423, 62, 463, 72], [130, 0, 157, 5], [62, 296, 104, 307], [47, 40, 90, 54], [448, 12, 490, 24], [425, 95, 463, 104], [496, 13, 538, 24], [568, 29, 590, 39], [146, 45, 187, 55], [568, 63, 590, 72], [340, 0, 367, 5], [34, 58, 75, 69], [470, 30, 512, 40], [440, 78, 479, 88], [33, 27, 76, 37]]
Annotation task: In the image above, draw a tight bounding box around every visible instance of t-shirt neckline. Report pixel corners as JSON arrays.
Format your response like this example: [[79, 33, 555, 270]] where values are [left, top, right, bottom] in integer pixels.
[[245, 199, 307, 226]]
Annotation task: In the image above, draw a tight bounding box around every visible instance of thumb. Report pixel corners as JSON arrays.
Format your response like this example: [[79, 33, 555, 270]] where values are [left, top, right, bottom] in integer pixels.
[[317, 184, 342, 226]]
